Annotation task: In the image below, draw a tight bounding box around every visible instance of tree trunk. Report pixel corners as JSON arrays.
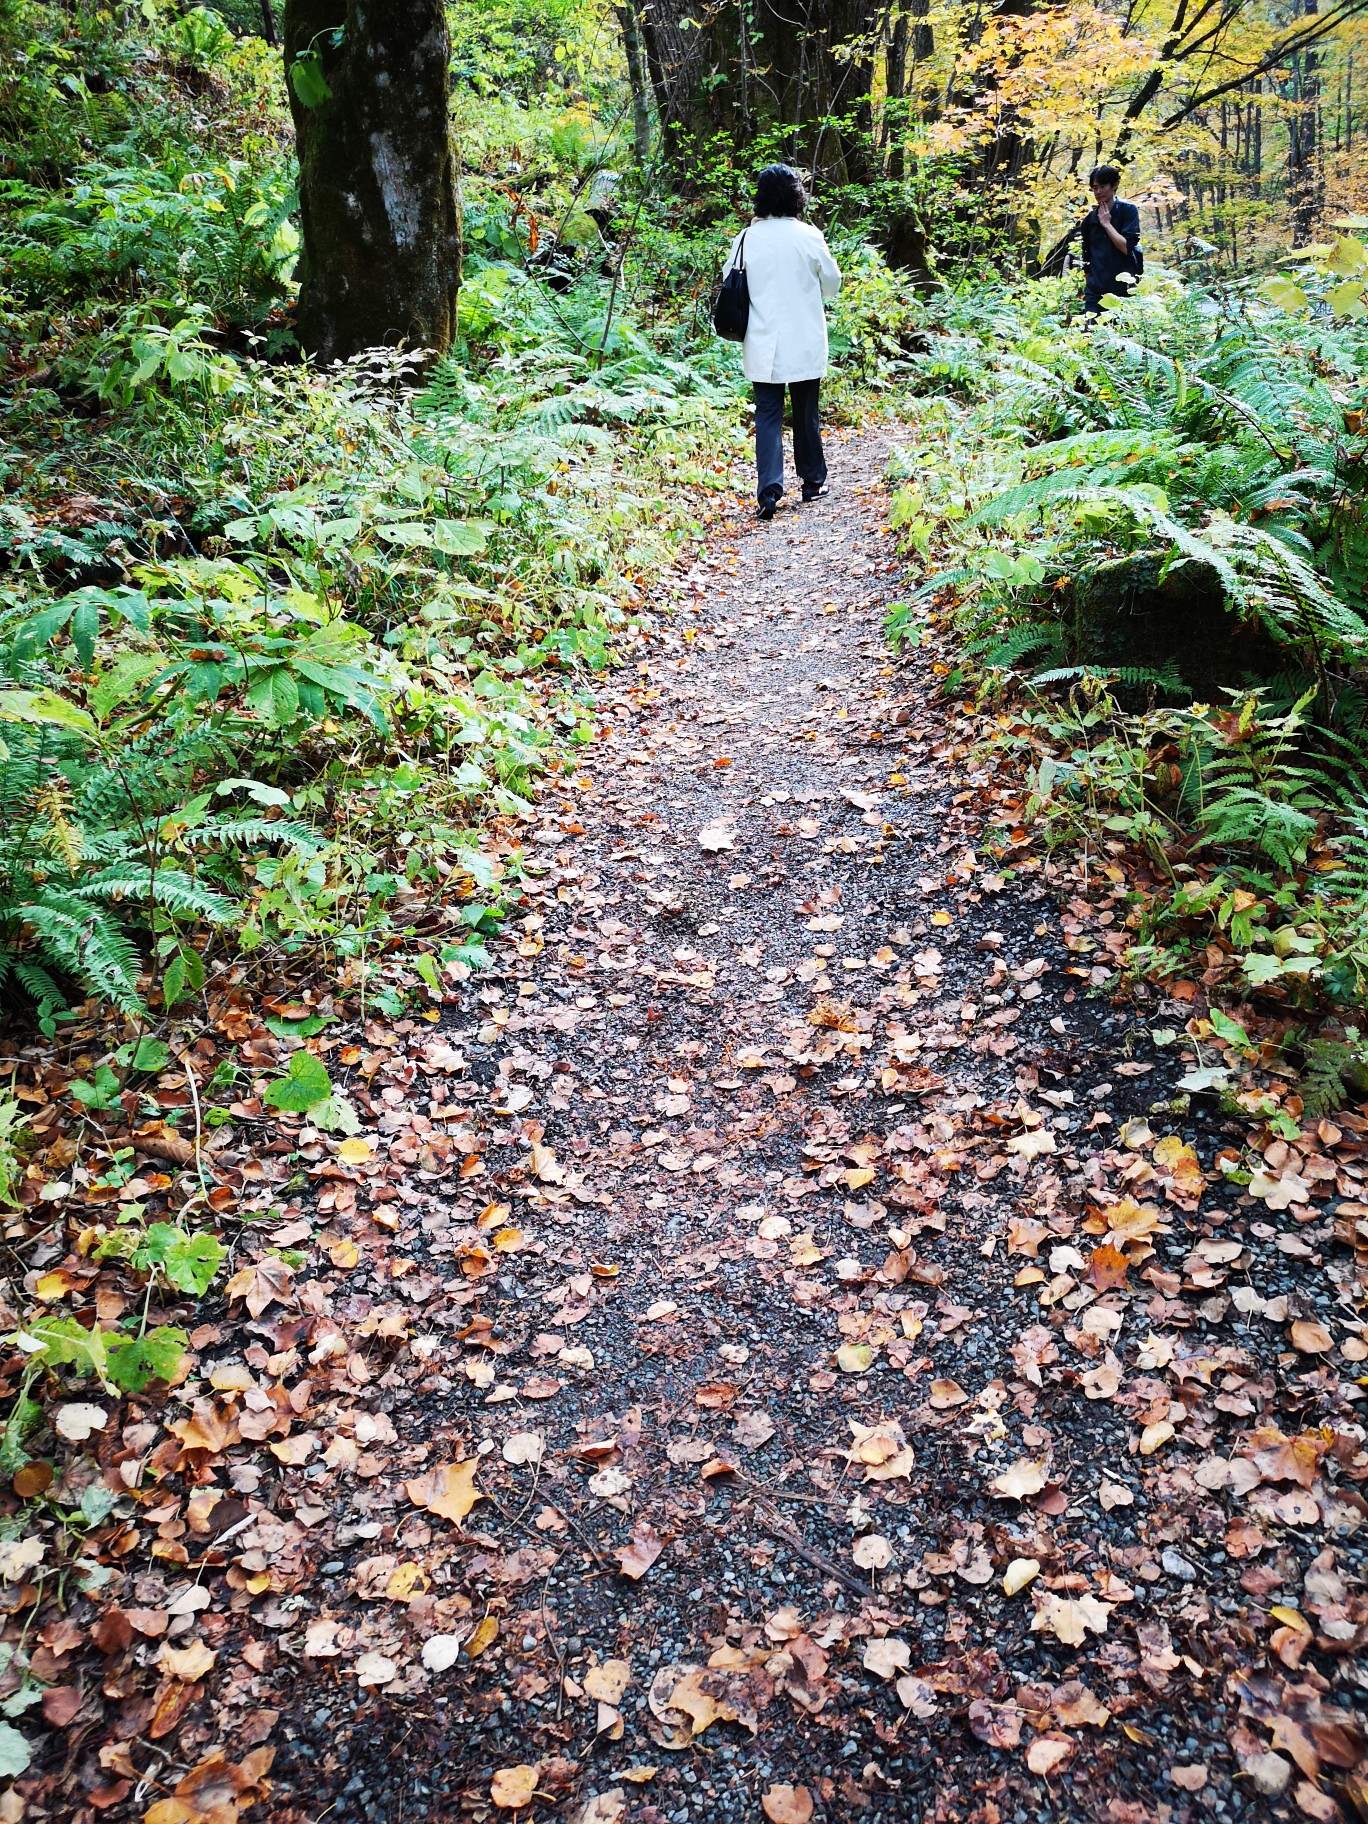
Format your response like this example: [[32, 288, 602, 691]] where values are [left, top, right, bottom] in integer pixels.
[[636, 0, 881, 187], [281, 0, 461, 361], [1287, 0, 1322, 245], [616, 3, 653, 164], [259, 0, 278, 46]]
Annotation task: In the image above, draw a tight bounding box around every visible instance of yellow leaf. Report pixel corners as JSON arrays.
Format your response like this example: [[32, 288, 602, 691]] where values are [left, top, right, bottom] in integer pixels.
[[405, 1460, 482, 1524], [491, 1765, 540, 1809], [159, 1639, 216, 1682], [1139, 1419, 1175, 1455], [1269, 1605, 1311, 1633], [930, 910, 953, 927], [466, 1614, 499, 1658], [385, 1561, 429, 1602], [836, 1343, 873, 1374], [1003, 1557, 1040, 1595], [338, 1137, 372, 1164], [493, 1227, 525, 1252]]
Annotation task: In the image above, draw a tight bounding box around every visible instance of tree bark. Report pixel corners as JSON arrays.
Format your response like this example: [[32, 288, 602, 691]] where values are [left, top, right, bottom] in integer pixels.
[[259, 0, 278, 46], [281, 0, 461, 361], [637, 0, 882, 186], [616, 3, 653, 164], [1287, 0, 1322, 244]]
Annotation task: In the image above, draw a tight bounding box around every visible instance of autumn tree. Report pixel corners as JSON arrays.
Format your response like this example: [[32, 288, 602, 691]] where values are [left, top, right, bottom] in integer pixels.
[[281, 0, 461, 360]]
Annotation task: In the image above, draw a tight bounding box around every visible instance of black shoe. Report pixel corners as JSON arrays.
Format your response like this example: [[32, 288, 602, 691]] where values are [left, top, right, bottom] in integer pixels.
[[802, 482, 829, 502], [756, 492, 780, 520]]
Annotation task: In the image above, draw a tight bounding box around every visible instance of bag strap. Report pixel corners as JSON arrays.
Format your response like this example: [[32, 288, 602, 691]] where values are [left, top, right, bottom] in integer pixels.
[[735, 231, 747, 272]]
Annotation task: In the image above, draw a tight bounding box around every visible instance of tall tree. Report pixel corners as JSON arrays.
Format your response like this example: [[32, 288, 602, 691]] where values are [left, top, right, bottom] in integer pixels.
[[616, 3, 654, 163], [637, 0, 881, 185], [281, 0, 461, 360]]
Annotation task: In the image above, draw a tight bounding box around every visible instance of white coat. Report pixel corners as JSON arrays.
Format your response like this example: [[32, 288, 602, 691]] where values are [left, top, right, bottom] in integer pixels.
[[721, 216, 842, 385]]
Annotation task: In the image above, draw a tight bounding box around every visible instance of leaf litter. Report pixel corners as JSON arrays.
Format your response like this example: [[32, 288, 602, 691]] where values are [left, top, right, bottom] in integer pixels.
[[2, 429, 1367, 1822]]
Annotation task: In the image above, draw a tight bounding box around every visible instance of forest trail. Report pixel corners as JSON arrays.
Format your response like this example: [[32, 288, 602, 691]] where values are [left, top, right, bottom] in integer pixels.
[[242, 428, 1345, 1824]]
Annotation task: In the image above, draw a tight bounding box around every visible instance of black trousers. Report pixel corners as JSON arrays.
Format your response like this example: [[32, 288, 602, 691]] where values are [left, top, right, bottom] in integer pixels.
[[753, 379, 825, 503]]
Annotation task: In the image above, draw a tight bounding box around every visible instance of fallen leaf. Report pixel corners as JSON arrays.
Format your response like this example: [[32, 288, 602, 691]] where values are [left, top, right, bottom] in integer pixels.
[[1290, 1320, 1333, 1354], [1026, 1736, 1074, 1775], [929, 1378, 969, 1408], [355, 1651, 397, 1686], [1003, 1558, 1041, 1595], [990, 1458, 1048, 1500], [1139, 1419, 1175, 1455], [491, 1765, 541, 1809], [584, 1659, 632, 1704], [617, 1519, 663, 1580], [503, 1432, 545, 1466], [53, 1402, 108, 1443], [863, 1636, 911, 1679], [762, 1785, 814, 1824], [159, 1639, 216, 1682], [421, 1633, 466, 1672], [851, 1534, 894, 1571], [405, 1460, 482, 1524]]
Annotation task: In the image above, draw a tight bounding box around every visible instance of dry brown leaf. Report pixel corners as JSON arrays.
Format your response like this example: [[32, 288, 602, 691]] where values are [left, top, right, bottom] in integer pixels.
[[616, 1519, 663, 1580], [1290, 1320, 1333, 1354], [1026, 1736, 1074, 1776]]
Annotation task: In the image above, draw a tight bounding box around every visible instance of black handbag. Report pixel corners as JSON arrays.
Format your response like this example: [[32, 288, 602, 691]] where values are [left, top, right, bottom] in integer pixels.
[[713, 233, 749, 342]]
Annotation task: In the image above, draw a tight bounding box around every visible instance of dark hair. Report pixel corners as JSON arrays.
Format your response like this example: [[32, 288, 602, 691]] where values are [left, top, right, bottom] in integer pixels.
[[753, 164, 807, 218], [1089, 165, 1121, 189]]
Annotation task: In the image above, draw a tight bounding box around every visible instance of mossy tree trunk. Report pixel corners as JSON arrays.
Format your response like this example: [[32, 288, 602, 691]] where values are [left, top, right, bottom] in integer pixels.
[[281, 0, 461, 361]]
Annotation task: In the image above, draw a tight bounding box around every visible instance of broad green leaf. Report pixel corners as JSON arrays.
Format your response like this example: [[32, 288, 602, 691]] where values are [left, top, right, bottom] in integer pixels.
[[0, 689, 99, 742], [372, 521, 434, 549], [431, 519, 493, 556], [89, 654, 162, 722], [114, 1036, 170, 1074], [105, 1325, 188, 1393], [289, 49, 332, 108], [264, 1012, 330, 1038], [142, 1227, 225, 1297], [16, 1315, 111, 1388], [263, 1050, 333, 1112]]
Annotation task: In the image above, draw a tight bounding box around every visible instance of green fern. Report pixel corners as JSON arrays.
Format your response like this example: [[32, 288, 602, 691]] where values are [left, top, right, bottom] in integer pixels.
[[1299, 1028, 1368, 1119]]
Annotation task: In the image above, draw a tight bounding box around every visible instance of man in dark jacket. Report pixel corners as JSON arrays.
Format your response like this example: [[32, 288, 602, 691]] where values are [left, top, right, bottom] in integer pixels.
[[1080, 165, 1141, 315]]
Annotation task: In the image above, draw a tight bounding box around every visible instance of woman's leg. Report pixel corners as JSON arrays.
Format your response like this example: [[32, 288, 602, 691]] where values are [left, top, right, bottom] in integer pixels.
[[753, 382, 785, 503], [790, 380, 826, 492]]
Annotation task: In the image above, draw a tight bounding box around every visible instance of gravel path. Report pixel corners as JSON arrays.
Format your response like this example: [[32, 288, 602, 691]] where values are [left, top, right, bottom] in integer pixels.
[[257, 429, 1367, 1824]]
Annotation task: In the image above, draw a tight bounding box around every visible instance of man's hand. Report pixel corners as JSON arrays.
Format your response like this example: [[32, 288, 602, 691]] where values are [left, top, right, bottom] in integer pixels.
[[1096, 200, 1112, 226]]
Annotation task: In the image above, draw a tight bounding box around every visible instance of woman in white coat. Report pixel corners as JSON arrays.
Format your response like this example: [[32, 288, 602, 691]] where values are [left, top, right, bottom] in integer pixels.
[[720, 165, 842, 520]]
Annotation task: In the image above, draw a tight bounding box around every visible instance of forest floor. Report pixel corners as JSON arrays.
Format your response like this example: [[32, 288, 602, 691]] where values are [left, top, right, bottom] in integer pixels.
[[37, 430, 1367, 1824]]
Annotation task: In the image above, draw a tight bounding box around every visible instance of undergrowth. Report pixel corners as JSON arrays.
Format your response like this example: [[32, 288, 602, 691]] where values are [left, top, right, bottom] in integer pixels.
[[888, 269, 1368, 1102]]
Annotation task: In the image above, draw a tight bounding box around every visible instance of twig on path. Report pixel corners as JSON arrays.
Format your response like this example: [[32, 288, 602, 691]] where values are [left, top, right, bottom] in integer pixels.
[[752, 1501, 880, 1604], [732, 1471, 841, 1509], [486, 1490, 610, 1572]]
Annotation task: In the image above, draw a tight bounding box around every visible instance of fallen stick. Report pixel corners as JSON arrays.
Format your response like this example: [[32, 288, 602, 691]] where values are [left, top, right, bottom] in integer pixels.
[[753, 1502, 878, 1604]]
